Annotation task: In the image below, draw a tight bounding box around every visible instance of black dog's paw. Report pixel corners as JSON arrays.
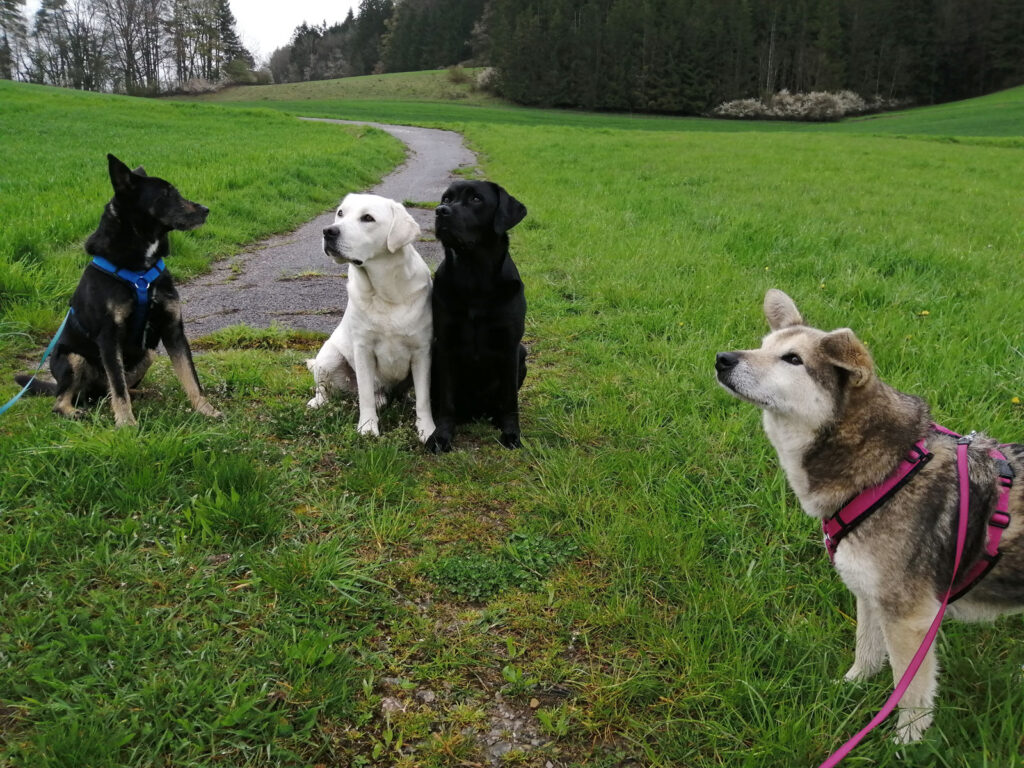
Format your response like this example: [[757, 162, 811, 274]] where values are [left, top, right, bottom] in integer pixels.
[[426, 430, 453, 454], [499, 431, 521, 450]]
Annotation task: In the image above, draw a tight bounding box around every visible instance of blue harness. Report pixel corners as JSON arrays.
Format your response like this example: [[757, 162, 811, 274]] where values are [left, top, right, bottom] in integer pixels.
[[76, 255, 166, 346]]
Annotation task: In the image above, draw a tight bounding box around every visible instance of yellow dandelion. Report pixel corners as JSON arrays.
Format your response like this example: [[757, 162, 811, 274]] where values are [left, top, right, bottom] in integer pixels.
[[917, 310, 930, 316], [1013, 397, 1021, 405]]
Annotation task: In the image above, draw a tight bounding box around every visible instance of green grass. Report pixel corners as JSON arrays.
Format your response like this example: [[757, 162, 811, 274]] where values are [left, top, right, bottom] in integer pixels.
[[3, 78, 1024, 766], [181, 68, 499, 106]]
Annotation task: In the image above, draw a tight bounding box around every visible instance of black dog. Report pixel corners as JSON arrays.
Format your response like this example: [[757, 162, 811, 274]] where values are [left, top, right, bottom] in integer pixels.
[[426, 180, 528, 452], [14, 154, 220, 426]]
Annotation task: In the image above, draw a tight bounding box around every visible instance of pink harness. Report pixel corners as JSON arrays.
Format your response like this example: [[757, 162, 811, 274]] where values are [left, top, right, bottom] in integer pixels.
[[817, 423, 1014, 767], [822, 423, 1012, 601]]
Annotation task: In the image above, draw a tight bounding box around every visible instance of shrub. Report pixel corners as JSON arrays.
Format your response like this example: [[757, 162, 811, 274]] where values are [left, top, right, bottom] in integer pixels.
[[711, 89, 908, 122], [475, 66, 498, 93], [178, 77, 220, 95], [447, 64, 471, 85]]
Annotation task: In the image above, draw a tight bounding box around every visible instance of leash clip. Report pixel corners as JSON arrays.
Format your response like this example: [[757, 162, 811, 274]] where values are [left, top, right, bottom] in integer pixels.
[[957, 431, 977, 445]]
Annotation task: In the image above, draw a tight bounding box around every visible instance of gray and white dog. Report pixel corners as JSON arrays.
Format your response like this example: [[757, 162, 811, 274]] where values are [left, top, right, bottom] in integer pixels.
[[716, 289, 1024, 743]]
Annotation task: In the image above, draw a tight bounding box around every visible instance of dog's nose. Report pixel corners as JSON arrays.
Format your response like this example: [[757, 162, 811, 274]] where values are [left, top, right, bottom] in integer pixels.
[[323, 226, 338, 239], [435, 204, 451, 217], [715, 352, 740, 372]]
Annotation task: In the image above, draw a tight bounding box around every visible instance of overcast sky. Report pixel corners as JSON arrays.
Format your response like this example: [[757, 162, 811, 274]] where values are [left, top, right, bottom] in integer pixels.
[[22, 1, 361, 65], [232, 1, 359, 62]]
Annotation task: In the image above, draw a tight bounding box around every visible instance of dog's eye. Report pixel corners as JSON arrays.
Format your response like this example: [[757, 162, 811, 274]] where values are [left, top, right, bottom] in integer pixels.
[[781, 353, 803, 366], [471, 195, 482, 203], [361, 214, 375, 223]]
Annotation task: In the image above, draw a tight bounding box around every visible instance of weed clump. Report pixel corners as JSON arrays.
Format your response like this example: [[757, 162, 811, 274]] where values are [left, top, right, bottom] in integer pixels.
[[426, 532, 578, 601]]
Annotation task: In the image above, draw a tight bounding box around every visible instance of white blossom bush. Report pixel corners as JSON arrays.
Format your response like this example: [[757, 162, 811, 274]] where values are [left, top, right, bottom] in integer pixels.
[[711, 90, 907, 122]]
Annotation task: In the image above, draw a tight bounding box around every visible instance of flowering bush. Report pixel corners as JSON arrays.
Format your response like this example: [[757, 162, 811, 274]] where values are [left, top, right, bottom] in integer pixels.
[[711, 90, 908, 122], [475, 66, 498, 93]]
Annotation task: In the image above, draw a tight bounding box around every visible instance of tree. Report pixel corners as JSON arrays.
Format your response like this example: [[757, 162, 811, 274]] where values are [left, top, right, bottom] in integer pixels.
[[0, 0, 28, 79]]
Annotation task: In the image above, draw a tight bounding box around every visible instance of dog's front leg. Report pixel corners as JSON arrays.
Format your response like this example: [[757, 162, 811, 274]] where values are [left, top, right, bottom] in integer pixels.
[[844, 596, 887, 682], [495, 344, 523, 449], [96, 331, 136, 427], [410, 347, 435, 444], [882, 599, 940, 743], [352, 345, 381, 437], [426, 341, 455, 453], [161, 319, 221, 419]]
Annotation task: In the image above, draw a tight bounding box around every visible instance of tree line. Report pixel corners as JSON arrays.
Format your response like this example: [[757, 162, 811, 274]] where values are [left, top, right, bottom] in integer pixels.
[[4, 0, 1022, 110], [268, 0, 485, 84], [0, 0, 255, 94], [487, 0, 1024, 113]]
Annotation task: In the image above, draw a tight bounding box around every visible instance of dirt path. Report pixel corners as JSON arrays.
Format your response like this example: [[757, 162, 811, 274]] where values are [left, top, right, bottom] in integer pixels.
[[178, 119, 475, 338]]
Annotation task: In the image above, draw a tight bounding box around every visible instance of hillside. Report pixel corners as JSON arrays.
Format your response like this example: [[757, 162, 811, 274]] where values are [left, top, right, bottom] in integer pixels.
[[188, 70, 1024, 139]]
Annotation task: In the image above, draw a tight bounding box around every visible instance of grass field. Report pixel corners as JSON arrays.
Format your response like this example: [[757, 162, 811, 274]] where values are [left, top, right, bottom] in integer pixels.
[[2, 74, 1024, 767]]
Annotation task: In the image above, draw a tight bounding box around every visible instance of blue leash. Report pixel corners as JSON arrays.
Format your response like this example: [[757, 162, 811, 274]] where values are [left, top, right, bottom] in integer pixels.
[[0, 309, 72, 417]]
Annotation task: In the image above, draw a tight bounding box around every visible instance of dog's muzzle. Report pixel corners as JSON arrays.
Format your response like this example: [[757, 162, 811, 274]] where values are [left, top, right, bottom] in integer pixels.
[[322, 226, 362, 266]]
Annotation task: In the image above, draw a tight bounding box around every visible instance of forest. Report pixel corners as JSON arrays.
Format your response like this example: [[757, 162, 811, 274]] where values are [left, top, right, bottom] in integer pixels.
[[0, 0, 255, 93], [3, 0, 1023, 112], [486, 0, 1024, 112], [266, 0, 1024, 113]]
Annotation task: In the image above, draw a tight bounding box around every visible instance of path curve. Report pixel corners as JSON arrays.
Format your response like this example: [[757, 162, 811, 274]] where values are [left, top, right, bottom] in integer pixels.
[[179, 120, 475, 338]]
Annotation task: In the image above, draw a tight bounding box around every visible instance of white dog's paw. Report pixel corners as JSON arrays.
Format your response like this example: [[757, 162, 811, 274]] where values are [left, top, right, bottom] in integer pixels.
[[307, 393, 327, 409], [843, 663, 880, 683], [894, 708, 932, 744], [416, 418, 436, 444], [358, 419, 380, 437]]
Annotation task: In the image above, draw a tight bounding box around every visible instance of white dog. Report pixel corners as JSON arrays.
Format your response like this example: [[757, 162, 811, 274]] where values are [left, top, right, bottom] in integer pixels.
[[306, 193, 435, 443]]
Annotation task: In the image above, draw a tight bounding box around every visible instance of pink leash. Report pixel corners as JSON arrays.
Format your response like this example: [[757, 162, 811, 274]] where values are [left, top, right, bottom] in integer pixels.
[[816, 436, 971, 767]]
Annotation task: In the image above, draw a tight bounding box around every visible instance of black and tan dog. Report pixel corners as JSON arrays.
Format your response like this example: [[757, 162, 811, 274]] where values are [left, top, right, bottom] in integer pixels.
[[716, 289, 1024, 743], [426, 180, 528, 453], [15, 154, 220, 426]]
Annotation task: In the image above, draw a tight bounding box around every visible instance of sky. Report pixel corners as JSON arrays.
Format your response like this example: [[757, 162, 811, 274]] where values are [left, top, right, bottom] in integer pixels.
[[21, 1, 361, 66], [232, 1, 360, 62]]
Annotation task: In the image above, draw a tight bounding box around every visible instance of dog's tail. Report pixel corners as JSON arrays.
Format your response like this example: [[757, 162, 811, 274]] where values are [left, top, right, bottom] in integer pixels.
[[13, 375, 58, 396]]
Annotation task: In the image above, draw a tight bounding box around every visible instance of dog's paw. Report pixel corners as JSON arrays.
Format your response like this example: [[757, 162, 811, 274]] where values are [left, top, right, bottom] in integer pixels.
[[499, 431, 522, 450], [842, 664, 880, 683], [307, 394, 327, 409], [894, 708, 932, 744], [195, 400, 222, 419], [425, 430, 452, 454], [416, 418, 436, 444], [358, 419, 380, 437]]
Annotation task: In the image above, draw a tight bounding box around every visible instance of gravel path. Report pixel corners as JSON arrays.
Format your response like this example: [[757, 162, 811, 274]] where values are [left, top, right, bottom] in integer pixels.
[[178, 119, 475, 338]]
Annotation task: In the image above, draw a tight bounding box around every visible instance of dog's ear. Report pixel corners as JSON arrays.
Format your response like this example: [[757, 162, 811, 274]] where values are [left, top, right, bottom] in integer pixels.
[[820, 328, 874, 387], [490, 183, 527, 235], [132, 165, 147, 177], [107, 154, 135, 194], [764, 289, 804, 331], [386, 201, 421, 253]]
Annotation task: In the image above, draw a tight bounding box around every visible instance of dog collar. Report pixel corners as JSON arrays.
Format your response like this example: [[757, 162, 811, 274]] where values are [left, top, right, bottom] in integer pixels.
[[822, 423, 1012, 602], [84, 255, 166, 344]]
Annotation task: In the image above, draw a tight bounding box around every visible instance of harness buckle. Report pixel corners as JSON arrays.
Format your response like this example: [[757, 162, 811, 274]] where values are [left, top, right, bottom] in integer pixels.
[[957, 432, 976, 445], [990, 511, 1011, 529]]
